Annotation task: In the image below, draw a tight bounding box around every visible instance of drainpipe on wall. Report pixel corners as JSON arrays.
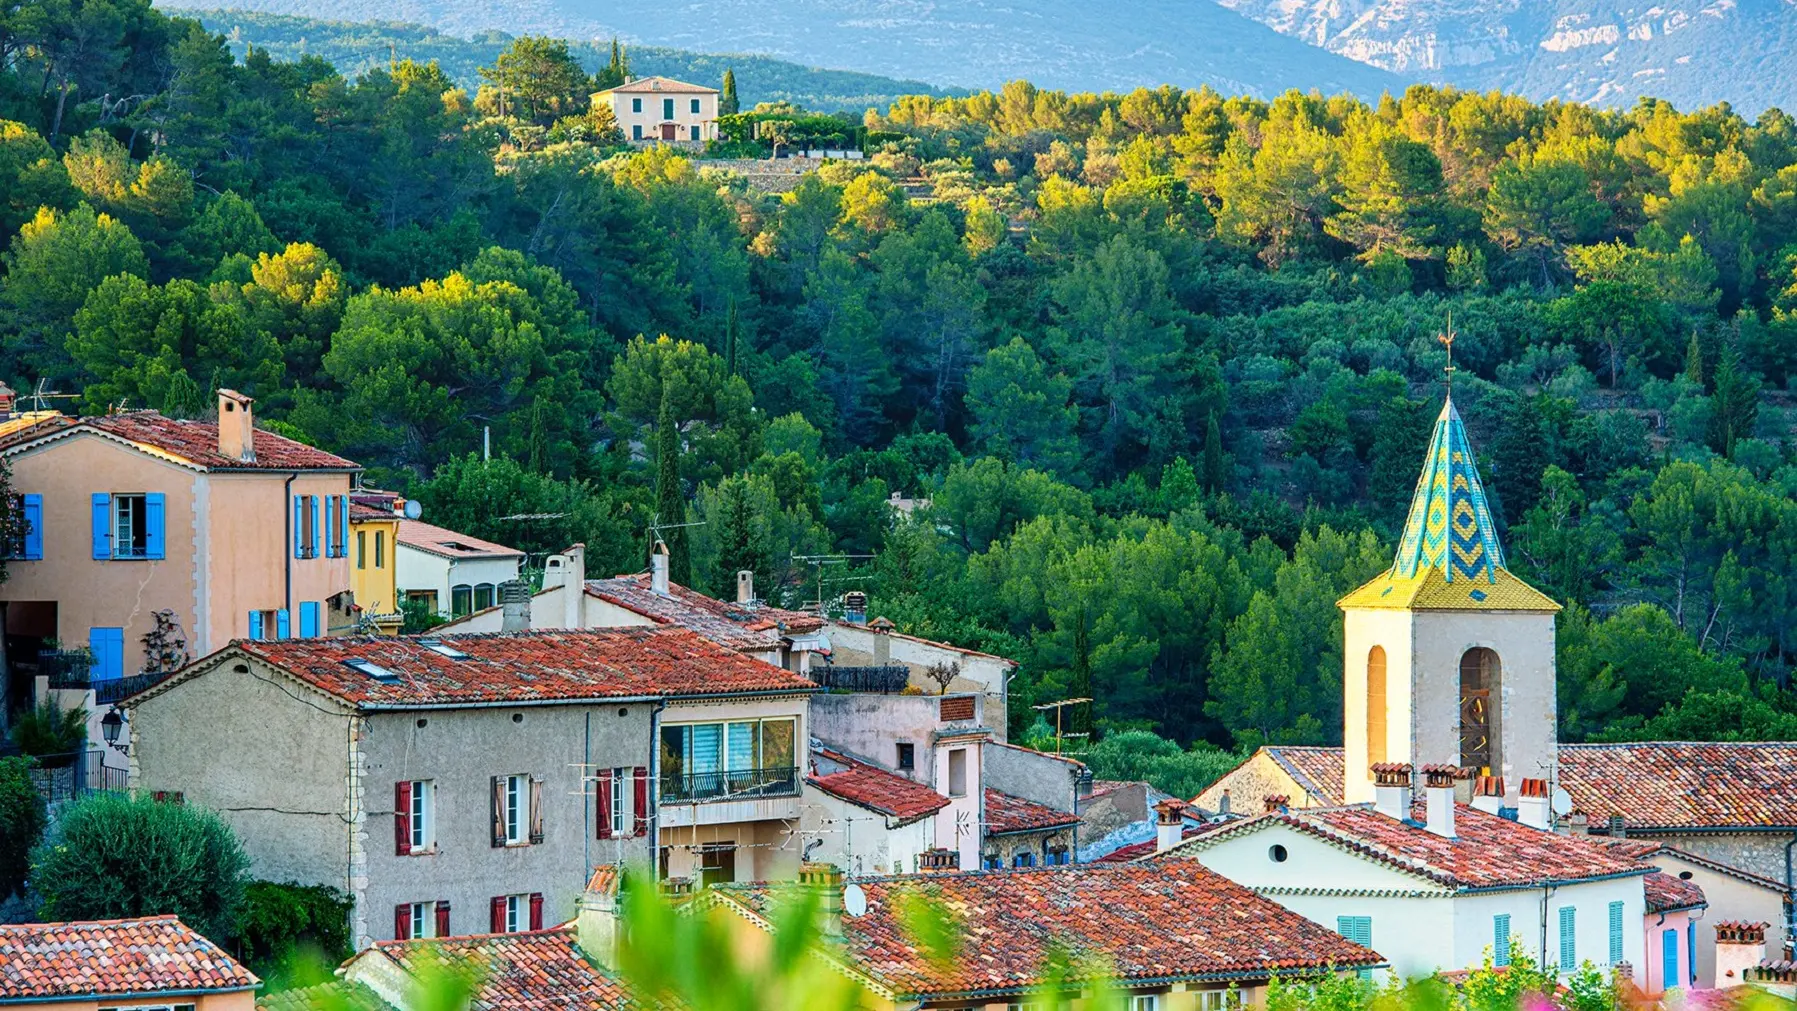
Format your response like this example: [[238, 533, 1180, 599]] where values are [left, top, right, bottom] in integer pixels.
[[1540, 884, 1558, 970], [649, 700, 666, 875], [284, 473, 298, 621]]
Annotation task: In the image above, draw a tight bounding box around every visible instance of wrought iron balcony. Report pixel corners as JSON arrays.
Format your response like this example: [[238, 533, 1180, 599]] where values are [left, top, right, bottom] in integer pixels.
[[659, 766, 799, 803], [809, 665, 910, 693]]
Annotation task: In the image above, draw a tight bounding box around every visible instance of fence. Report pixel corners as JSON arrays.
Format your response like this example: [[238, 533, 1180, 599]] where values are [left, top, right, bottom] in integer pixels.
[[809, 665, 910, 694], [24, 750, 126, 804]]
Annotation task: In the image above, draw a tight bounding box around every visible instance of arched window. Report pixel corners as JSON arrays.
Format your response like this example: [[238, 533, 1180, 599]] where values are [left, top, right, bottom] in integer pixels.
[[1366, 646, 1388, 766], [451, 583, 473, 617], [474, 583, 496, 611], [1459, 647, 1501, 772]]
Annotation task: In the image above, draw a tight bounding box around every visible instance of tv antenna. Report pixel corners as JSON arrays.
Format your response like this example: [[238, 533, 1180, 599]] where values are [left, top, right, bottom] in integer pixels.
[[792, 553, 875, 611], [1437, 312, 1459, 394], [27, 379, 79, 413], [1032, 697, 1092, 756]]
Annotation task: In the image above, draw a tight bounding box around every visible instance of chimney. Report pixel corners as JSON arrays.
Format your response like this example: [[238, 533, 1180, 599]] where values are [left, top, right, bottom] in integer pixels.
[[918, 847, 959, 873], [1218, 788, 1231, 816], [1517, 778, 1551, 830], [1154, 799, 1185, 854], [798, 862, 845, 936], [1567, 810, 1590, 835], [736, 570, 755, 605], [576, 865, 623, 970], [1263, 794, 1289, 815], [1716, 921, 1769, 986], [0, 382, 14, 420], [869, 616, 894, 667], [1421, 765, 1457, 838], [650, 539, 670, 596], [843, 590, 868, 625], [1607, 813, 1627, 839], [500, 580, 531, 632], [1471, 775, 1505, 814], [217, 389, 255, 462], [1453, 767, 1477, 805], [1372, 763, 1413, 821]]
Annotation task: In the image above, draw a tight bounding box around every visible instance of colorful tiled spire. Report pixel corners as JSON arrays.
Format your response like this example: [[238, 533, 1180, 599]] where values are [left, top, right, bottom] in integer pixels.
[[1391, 396, 1505, 584]]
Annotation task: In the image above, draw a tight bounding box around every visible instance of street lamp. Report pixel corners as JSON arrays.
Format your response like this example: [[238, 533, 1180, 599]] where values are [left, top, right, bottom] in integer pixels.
[[100, 710, 126, 753]]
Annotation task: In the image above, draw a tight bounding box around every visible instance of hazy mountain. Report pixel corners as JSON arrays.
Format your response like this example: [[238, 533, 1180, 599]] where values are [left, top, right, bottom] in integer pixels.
[[1216, 0, 1797, 113], [156, 0, 1409, 100]]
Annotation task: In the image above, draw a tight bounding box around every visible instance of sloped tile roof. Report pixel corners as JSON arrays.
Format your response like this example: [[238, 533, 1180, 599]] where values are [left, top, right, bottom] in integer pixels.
[[1558, 743, 1797, 830], [0, 411, 357, 471], [602, 76, 717, 94], [810, 748, 949, 824], [984, 788, 1080, 836], [1644, 871, 1707, 913], [373, 928, 631, 1011], [1159, 803, 1648, 891], [711, 863, 1382, 998], [397, 519, 524, 559], [586, 574, 822, 652], [1096, 821, 1230, 863], [258, 980, 393, 1011], [1262, 746, 1346, 806], [136, 628, 816, 709], [0, 916, 259, 999]]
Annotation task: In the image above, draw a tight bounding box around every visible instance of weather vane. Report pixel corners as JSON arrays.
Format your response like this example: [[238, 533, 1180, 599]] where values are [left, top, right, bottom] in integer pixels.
[[1437, 312, 1458, 395]]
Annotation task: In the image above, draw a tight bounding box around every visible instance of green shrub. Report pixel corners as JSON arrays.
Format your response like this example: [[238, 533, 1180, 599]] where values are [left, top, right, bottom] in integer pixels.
[[31, 792, 248, 940], [0, 756, 45, 899], [8, 699, 87, 756], [237, 881, 353, 989]]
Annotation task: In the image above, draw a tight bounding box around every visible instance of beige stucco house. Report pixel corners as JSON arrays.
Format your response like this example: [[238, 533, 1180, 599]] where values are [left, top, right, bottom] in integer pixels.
[[592, 76, 719, 144]]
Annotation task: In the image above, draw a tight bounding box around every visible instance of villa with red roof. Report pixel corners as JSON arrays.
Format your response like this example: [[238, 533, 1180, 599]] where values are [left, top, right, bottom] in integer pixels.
[[0, 916, 259, 1011]]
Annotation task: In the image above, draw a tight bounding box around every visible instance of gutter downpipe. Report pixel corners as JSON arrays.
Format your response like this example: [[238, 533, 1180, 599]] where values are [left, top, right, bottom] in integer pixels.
[[284, 473, 298, 620], [1540, 884, 1558, 972], [650, 700, 667, 876]]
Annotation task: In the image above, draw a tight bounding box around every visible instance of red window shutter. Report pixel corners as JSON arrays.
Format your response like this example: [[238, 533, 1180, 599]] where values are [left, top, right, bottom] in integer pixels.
[[633, 766, 649, 836], [394, 904, 410, 941], [490, 896, 506, 933], [395, 781, 412, 855], [596, 769, 613, 839], [529, 893, 544, 931], [435, 901, 451, 938]]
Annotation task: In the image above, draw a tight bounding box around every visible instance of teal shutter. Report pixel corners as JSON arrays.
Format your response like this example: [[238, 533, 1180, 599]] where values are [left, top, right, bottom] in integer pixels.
[[1687, 921, 1695, 984], [248, 611, 263, 640], [340, 496, 350, 556], [92, 492, 112, 559], [1494, 913, 1512, 967], [299, 601, 319, 638], [322, 495, 334, 556], [310, 496, 322, 558], [21, 494, 41, 559], [1608, 901, 1624, 964], [1661, 929, 1678, 990], [1337, 916, 1373, 979], [276, 609, 291, 639], [144, 492, 165, 559], [89, 627, 124, 682], [293, 497, 303, 557], [1559, 906, 1577, 970]]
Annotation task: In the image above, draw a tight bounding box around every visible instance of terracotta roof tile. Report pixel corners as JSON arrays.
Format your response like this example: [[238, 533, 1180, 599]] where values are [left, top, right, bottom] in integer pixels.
[[984, 788, 1080, 836], [586, 575, 821, 652], [1558, 743, 1797, 830], [602, 76, 717, 94], [142, 628, 816, 708], [0, 916, 259, 999], [2, 412, 357, 470], [712, 863, 1381, 997], [258, 980, 392, 1011], [1160, 803, 1649, 890], [1644, 871, 1706, 913], [809, 748, 949, 824], [397, 519, 524, 559], [373, 928, 630, 1011]]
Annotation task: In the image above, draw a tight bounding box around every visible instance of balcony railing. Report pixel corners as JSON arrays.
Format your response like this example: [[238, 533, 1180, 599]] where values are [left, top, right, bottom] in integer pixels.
[[38, 650, 95, 690], [810, 665, 910, 693], [95, 672, 174, 705], [660, 766, 800, 803]]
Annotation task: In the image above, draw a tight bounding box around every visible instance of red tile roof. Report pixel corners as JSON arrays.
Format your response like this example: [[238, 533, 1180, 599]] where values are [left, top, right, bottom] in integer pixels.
[[711, 863, 1382, 998], [0, 915, 259, 999], [984, 788, 1080, 836], [1161, 803, 1649, 890], [132, 628, 816, 709], [602, 75, 717, 94], [1644, 871, 1707, 913], [586, 574, 822, 652], [1097, 821, 1230, 862], [258, 980, 392, 1011], [372, 928, 630, 1011], [2, 412, 357, 471], [809, 748, 949, 824], [1558, 743, 1797, 831], [397, 519, 524, 559], [1262, 746, 1347, 807]]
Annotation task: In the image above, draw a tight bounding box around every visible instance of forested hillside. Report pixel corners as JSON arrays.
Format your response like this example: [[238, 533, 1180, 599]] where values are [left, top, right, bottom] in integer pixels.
[[187, 10, 958, 111], [4, 4, 1797, 782]]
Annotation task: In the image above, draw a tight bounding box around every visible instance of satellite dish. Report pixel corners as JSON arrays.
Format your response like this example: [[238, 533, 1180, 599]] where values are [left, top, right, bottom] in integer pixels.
[[403, 500, 423, 520], [1551, 786, 1572, 816], [842, 883, 867, 918]]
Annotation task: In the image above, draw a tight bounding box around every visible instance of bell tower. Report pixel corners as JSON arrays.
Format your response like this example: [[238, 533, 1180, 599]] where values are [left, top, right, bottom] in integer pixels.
[[1340, 326, 1561, 807]]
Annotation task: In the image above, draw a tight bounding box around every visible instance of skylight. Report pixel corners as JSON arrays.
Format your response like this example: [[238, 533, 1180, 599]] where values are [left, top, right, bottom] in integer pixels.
[[420, 639, 469, 660], [342, 657, 401, 682]]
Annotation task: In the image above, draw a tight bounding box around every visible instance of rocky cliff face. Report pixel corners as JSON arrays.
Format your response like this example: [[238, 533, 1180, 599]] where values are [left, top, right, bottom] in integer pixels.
[[1216, 0, 1797, 112]]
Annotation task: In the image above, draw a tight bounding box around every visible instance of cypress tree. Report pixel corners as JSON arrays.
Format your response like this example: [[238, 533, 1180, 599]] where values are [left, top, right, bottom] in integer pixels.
[[1684, 329, 1704, 387], [655, 383, 692, 585], [1201, 412, 1225, 493], [1708, 341, 1760, 458], [720, 68, 740, 116]]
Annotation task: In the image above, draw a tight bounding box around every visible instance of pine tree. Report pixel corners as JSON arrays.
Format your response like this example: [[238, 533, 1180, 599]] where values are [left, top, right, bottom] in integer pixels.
[[720, 68, 739, 116], [655, 383, 692, 585], [1684, 329, 1704, 387], [161, 371, 203, 419], [1201, 412, 1225, 494], [1708, 341, 1761, 458]]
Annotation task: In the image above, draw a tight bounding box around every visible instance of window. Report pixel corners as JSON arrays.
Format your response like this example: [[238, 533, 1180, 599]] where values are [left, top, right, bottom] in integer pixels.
[[947, 748, 967, 797], [982, 853, 1001, 870], [690, 98, 701, 114], [663, 98, 675, 119], [1494, 913, 1512, 967], [1608, 900, 1624, 965], [295, 495, 320, 559], [632, 124, 643, 140], [1013, 851, 1035, 867], [403, 900, 438, 939], [1558, 905, 1576, 971], [357, 530, 367, 569], [409, 780, 433, 851], [1045, 846, 1070, 865], [452, 584, 473, 616], [896, 742, 915, 770], [505, 774, 525, 843], [690, 124, 700, 141], [1338, 916, 1373, 979], [632, 97, 642, 113], [248, 609, 289, 640], [660, 719, 797, 800], [375, 530, 385, 568], [6, 494, 41, 560], [491, 774, 543, 847], [1366, 645, 1387, 765], [1131, 997, 1161, 1011], [609, 766, 630, 837], [474, 582, 496, 611], [322, 495, 348, 558], [698, 843, 736, 887], [1198, 991, 1243, 1011], [1460, 647, 1501, 772], [490, 893, 541, 932], [92, 492, 162, 560], [89, 627, 124, 682]]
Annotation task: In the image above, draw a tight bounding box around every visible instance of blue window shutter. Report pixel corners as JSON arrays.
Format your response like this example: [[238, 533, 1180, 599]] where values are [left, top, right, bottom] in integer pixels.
[[248, 611, 263, 641], [1687, 920, 1695, 983], [1607, 900, 1624, 964], [1559, 906, 1576, 970], [339, 496, 350, 556], [89, 627, 124, 681], [92, 492, 112, 559], [293, 497, 303, 558], [311, 496, 322, 558], [322, 495, 333, 556], [1338, 916, 1373, 979], [1494, 913, 1512, 967], [299, 601, 319, 638], [276, 609, 291, 639], [144, 492, 166, 560], [21, 494, 42, 560], [1661, 929, 1678, 990]]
